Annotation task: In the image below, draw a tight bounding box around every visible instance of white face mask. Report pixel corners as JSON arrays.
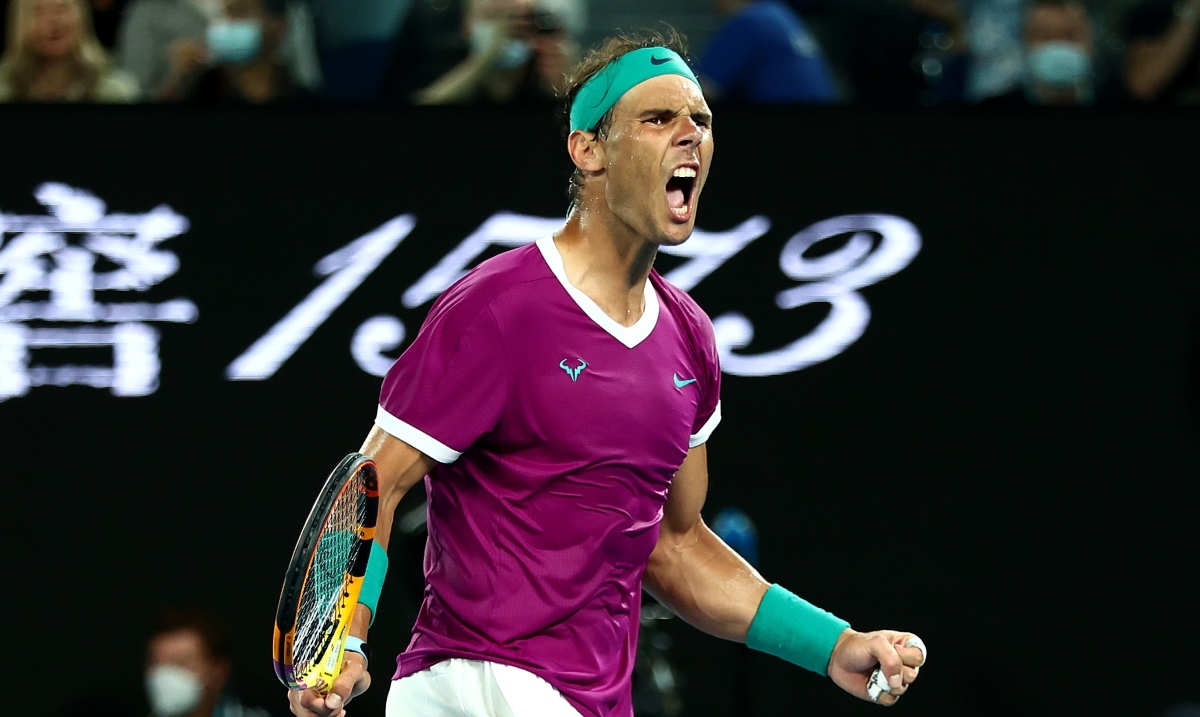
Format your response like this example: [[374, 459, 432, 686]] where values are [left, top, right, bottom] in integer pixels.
[[145, 664, 204, 717]]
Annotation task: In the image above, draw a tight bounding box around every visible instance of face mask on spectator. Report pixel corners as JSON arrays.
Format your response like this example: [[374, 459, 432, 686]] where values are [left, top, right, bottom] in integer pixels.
[[207, 19, 263, 64], [471, 20, 533, 69], [145, 664, 204, 716], [1026, 41, 1091, 89]]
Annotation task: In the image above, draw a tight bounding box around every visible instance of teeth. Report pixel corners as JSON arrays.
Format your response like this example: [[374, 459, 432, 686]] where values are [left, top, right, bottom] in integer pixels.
[[671, 205, 689, 217], [672, 167, 697, 178]]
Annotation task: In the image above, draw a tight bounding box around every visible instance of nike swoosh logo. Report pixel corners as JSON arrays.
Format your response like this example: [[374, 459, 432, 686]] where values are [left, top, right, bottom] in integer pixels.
[[650, 56, 671, 65], [673, 373, 698, 388]]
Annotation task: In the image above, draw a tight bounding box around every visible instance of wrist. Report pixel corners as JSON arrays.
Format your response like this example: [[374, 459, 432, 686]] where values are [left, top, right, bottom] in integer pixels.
[[343, 635, 371, 668], [745, 584, 850, 676], [827, 627, 856, 674]]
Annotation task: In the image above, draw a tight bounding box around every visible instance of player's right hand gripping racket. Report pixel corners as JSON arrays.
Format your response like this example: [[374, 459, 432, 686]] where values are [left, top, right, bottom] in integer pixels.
[[273, 453, 379, 694]]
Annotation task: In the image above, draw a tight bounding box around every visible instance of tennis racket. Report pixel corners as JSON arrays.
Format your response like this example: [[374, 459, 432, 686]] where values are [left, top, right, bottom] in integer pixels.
[[273, 453, 379, 693]]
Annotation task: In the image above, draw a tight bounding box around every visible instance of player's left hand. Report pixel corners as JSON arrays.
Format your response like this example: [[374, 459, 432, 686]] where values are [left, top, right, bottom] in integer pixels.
[[827, 629, 926, 706]]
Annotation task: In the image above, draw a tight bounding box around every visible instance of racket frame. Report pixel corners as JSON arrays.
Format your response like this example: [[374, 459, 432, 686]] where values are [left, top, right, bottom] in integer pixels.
[[273, 453, 379, 693]]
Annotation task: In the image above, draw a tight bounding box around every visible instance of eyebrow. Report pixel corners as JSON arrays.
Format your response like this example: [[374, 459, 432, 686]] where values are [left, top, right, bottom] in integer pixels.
[[638, 108, 714, 124]]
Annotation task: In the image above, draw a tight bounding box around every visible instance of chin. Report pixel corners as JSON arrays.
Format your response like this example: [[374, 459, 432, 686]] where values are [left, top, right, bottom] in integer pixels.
[[656, 222, 695, 247]]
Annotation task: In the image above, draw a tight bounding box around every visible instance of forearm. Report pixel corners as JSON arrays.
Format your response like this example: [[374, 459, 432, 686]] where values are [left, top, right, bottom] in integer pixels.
[[413, 55, 494, 105], [643, 519, 769, 642], [349, 426, 433, 637]]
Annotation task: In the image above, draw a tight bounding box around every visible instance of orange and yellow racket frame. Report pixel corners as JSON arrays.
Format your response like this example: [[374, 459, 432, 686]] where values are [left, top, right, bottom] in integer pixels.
[[273, 454, 379, 693]]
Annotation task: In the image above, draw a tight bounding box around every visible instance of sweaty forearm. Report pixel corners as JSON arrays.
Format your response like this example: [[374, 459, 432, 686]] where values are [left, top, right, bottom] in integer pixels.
[[644, 520, 768, 642]]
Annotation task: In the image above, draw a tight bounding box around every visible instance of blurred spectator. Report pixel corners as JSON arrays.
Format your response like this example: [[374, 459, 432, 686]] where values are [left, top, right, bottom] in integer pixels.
[[700, 0, 839, 103], [0, 0, 137, 100], [115, 0, 208, 99], [145, 606, 268, 717], [159, 0, 313, 103], [309, 0, 409, 100], [963, 0, 1026, 102], [412, 0, 581, 105], [379, 0, 468, 101], [1121, 0, 1200, 103], [981, 0, 1102, 106], [803, 0, 968, 105]]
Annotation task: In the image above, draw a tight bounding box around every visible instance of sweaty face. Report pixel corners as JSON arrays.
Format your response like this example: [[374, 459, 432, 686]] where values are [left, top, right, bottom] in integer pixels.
[[28, 0, 80, 59], [597, 74, 714, 247]]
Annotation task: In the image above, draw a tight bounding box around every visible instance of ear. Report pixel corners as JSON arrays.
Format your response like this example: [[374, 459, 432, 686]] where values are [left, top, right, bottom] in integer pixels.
[[567, 129, 605, 176]]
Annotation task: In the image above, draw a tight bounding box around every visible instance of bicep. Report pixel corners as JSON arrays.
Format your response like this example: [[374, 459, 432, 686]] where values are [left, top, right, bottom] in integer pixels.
[[659, 444, 710, 543]]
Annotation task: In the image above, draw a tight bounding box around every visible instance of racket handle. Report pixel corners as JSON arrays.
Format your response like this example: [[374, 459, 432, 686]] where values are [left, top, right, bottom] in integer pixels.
[[866, 667, 890, 703]]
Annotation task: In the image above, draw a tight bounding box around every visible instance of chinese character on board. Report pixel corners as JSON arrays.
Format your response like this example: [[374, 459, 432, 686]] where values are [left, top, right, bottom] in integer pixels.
[[0, 183, 197, 401]]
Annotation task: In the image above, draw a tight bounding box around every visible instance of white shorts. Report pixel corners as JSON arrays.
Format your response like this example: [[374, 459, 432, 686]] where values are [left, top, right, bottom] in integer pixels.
[[386, 658, 584, 717]]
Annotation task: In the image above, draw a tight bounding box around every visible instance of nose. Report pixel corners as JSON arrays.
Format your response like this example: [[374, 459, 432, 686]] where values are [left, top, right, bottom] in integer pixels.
[[675, 116, 703, 147]]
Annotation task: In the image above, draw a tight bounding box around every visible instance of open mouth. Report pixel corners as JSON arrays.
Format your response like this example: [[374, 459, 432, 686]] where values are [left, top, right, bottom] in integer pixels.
[[665, 166, 698, 221]]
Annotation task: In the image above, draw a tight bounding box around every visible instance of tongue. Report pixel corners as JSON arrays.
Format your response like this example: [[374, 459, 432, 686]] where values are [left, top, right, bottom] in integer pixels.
[[667, 186, 685, 209]]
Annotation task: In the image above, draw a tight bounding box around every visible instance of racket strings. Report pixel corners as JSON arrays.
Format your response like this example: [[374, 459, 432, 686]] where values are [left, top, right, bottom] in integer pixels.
[[293, 477, 368, 672]]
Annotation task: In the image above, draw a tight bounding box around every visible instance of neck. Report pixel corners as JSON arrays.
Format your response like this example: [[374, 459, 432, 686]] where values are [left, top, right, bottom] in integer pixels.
[[32, 57, 79, 98], [554, 203, 658, 326]]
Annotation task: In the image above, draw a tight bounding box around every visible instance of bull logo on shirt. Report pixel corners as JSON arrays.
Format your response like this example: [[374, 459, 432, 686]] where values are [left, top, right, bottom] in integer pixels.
[[559, 358, 587, 382]]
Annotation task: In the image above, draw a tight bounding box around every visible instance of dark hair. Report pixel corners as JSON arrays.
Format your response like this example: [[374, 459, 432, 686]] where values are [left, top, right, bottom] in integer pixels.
[[259, 0, 289, 18], [148, 606, 233, 660], [557, 27, 691, 208]]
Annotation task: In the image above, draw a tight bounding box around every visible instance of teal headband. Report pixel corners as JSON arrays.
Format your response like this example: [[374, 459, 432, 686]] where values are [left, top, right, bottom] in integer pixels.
[[569, 47, 701, 132]]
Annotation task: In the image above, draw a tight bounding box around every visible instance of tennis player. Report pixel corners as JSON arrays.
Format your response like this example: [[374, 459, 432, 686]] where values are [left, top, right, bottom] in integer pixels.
[[289, 29, 925, 717]]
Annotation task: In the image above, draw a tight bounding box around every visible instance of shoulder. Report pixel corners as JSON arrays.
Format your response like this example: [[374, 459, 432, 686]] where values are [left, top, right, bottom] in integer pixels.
[[425, 242, 549, 327]]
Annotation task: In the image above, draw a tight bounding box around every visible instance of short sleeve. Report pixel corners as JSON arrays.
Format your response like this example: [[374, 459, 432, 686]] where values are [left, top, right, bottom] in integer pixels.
[[376, 299, 507, 463], [688, 317, 722, 448]]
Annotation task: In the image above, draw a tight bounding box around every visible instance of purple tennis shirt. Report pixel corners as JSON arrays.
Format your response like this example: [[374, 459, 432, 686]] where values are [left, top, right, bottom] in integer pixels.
[[376, 235, 722, 717]]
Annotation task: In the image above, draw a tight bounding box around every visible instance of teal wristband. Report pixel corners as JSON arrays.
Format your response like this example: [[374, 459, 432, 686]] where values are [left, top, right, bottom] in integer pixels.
[[745, 584, 850, 676], [358, 542, 388, 625]]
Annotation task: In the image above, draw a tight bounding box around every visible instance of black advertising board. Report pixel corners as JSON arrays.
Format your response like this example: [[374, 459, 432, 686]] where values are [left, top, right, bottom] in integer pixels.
[[2, 106, 1198, 717]]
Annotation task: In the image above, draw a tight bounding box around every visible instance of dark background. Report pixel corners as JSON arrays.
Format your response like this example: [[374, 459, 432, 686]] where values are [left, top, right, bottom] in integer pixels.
[[3, 106, 1198, 717]]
